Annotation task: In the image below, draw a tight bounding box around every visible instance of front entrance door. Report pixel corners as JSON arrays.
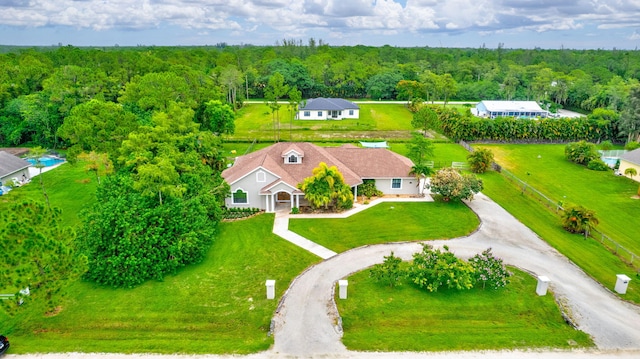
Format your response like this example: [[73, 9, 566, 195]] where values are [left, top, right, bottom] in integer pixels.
[[277, 192, 291, 202]]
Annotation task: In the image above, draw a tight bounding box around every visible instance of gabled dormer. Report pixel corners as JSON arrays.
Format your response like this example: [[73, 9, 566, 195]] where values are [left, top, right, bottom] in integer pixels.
[[282, 145, 305, 164]]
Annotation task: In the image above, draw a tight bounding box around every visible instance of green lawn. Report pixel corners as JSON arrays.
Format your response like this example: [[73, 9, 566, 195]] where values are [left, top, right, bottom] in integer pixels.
[[480, 144, 640, 259], [1, 214, 319, 354], [289, 201, 479, 253], [0, 162, 98, 227], [390, 142, 471, 168], [232, 103, 414, 142], [479, 171, 640, 303], [338, 267, 593, 351]]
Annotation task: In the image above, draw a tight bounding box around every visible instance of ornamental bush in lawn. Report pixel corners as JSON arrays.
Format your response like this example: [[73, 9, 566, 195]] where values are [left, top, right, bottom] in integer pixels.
[[468, 248, 511, 290], [587, 159, 610, 171], [407, 244, 475, 292], [369, 252, 404, 288], [565, 140, 599, 165], [428, 167, 483, 202], [467, 148, 495, 174], [561, 205, 599, 235]]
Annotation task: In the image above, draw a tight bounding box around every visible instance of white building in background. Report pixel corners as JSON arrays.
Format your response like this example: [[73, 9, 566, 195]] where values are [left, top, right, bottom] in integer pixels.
[[297, 98, 360, 120], [472, 100, 549, 119]]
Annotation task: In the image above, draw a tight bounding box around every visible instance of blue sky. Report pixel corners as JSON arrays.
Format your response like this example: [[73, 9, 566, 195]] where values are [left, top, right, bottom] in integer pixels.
[[1, 0, 640, 49]]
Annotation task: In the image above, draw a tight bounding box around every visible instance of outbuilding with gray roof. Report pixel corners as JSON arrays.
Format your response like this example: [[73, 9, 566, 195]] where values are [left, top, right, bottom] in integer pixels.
[[297, 98, 359, 120], [0, 151, 31, 186]]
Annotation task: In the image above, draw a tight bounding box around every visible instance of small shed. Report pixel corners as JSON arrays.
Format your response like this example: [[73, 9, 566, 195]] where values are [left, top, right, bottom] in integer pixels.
[[0, 151, 31, 186]]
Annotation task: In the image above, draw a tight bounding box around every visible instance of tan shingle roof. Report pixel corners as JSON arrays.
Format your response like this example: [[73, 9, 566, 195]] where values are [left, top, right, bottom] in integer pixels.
[[222, 143, 415, 189]]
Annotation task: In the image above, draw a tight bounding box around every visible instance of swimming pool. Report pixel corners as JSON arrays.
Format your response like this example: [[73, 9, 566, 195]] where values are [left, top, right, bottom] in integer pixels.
[[601, 157, 619, 168], [27, 156, 65, 167]]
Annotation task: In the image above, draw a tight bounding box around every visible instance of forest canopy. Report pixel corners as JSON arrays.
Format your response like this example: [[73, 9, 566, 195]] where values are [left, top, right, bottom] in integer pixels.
[[2, 43, 640, 147]]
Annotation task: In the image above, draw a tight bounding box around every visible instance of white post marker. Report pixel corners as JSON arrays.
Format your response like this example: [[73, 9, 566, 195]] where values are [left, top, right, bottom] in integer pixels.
[[614, 274, 631, 294], [265, 280, 276, 300], [338, 280, 348, 299], [536, 275, 550, 296]]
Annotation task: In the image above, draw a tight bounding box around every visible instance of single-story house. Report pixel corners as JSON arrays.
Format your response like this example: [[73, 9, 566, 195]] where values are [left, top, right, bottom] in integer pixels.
[[472, 100, 549, 119], [619, 148, 640, 183], [221, 142, 420, 212], [297, 98, 359, 120], [0, 151, 31, 186]]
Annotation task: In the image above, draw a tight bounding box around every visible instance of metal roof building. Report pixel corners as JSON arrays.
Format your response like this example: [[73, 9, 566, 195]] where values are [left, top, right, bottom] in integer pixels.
[[472, 100, 549, 119]]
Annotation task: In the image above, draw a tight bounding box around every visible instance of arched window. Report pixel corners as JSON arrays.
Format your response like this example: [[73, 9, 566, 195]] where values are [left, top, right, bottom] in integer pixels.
[[288, 154, 298, 163], [232, 189, 248, 204]]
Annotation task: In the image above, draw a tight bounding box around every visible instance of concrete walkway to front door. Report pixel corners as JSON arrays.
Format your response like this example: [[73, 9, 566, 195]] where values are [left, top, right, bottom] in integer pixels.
[[271, 195, 434, 259]]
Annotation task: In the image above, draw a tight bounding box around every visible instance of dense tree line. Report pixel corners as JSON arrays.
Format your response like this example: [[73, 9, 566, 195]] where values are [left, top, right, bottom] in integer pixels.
[[3, 44, 640, 147]]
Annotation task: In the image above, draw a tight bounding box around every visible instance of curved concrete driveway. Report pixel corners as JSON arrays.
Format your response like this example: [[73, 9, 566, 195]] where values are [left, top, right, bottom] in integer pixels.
[[271, 193, 640, 356]]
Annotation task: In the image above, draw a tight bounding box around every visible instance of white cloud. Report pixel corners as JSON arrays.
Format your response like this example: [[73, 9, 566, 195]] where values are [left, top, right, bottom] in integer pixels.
[[0, 0, 640, 47]]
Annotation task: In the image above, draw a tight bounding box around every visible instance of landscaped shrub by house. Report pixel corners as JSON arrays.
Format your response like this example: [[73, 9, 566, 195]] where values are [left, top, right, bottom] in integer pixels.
[[299, 162, 354, 210], [357, 179, 383, 198], [587, 159, 610, 171], [222, 207, 262, 220]]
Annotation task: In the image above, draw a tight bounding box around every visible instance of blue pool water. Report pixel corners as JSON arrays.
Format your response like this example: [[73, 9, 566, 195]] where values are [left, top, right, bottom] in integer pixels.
[[601, 157, 618, 167], [27, 157, 65, 167]]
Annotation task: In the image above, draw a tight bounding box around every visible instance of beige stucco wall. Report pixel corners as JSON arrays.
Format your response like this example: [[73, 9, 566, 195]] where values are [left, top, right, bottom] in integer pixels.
[[618, 159, 640, 183], [373, 177, 421, 196]]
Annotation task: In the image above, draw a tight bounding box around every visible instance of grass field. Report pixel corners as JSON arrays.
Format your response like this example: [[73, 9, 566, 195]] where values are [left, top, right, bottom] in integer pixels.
[[338, 267, 593, 351], [0, 162, 98, 227], [1, 214, 319, 354], [480, 144, 640, 258], [289, 201, 479, 253], [232, 103, 414, 142]]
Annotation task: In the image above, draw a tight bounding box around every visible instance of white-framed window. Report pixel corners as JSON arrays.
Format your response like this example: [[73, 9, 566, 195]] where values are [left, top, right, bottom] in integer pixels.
[[232, 188, 248, 204], [317, 111, 323, 117], [288, 154, 298, 163], [391, 178, 402, 189], [304, 111, 310, 117], [348, 109, 354, 115], [256, 171, 266, 182]]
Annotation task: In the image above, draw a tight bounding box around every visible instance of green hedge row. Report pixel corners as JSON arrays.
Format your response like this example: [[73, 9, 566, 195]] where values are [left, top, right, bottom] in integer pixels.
[[432, 107, 615, 142]]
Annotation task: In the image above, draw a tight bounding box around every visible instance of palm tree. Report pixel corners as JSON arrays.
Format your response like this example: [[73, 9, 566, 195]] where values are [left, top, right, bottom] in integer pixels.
[[409, 164, 434, 195], [562, 205, 599, 237], [298, 162, 353, 210], [624, 167, 637, 179]]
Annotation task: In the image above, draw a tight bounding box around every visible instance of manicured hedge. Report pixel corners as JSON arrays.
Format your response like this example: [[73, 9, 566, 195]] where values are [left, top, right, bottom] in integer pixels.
[[432, 106, 615, 142]]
